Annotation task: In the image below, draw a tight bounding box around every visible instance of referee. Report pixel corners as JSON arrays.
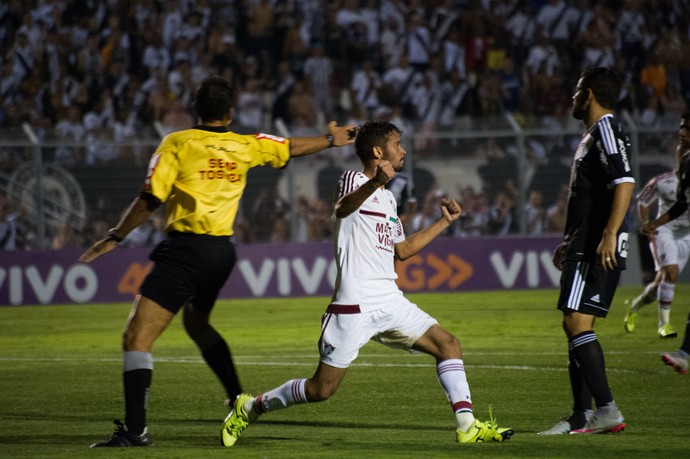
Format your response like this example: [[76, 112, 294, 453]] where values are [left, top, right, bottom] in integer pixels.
[[80, 75, 357, 447]]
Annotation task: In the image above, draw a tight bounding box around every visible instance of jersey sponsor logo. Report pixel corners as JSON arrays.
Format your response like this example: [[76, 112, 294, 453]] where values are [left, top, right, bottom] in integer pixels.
[[375, 221, 395, 253], [617, 232, 629, 258], [618, 138, 631, 172], [256, 133, 286, 143], [199, 158, 243, 182]]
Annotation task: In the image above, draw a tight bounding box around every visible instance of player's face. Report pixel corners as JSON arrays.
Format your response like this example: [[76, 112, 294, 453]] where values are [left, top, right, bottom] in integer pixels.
[[381, 130, 406, 172], [571, 78, 589, 121], [679, 117, 690, 149]]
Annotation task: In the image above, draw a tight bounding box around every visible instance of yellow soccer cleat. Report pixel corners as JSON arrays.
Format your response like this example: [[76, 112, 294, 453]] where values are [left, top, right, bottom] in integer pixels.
[[623, 303, 638, 333], [658, 324, 678, 339], [220, 393, 254, 447], [456, 418, 514, 443]]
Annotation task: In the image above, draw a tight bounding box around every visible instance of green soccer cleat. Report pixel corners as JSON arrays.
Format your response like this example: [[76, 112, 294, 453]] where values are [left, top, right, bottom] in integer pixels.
[[220, 393, 254, 447], [623, 305, 638, 333], [456, 418, 514, 443], [658, 324, 678, 339]]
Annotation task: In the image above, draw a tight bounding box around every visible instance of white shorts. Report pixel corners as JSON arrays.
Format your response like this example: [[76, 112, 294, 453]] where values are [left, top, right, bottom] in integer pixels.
[[650, 226, 690, 272], [318, 298, 439, 369]]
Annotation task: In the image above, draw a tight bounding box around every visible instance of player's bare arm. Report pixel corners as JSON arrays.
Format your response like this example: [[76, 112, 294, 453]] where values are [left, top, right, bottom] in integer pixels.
[[334, 161, 395, 219], [78, 196, 156, 263], [395, 198, 462, 261], [289, 121, 358, 157], [597, 182, 634, 270]]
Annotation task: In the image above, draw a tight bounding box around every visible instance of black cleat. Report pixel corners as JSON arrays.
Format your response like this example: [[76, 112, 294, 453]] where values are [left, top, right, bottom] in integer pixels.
[[90, 419, 152, 447]]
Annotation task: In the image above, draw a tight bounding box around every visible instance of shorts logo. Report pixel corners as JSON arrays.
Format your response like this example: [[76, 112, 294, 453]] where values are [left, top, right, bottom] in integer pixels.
[[322, 343, 336, 356]]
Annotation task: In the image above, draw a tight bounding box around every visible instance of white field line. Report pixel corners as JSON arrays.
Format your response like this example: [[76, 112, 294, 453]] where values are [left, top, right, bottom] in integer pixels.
[[0, 351, 663, 374]]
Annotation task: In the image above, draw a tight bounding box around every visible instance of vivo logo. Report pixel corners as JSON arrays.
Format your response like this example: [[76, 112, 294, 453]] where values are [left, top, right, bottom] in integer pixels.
[[0, 265, 98, 305]]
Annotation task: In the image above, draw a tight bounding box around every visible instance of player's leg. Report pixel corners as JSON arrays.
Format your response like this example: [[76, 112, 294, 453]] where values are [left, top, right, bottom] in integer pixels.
[[222, 306, 362, 446], [661, 312, 690, 374], [91, 294, 175, 447], [412, 323, 513, 442], [548, 261, 624, 434], [625, 236, 664, 332], [183, 303, 242, 403], [624, 273, 659, 332], [657, 264, 679, 338], [184, 237, 242, 403]]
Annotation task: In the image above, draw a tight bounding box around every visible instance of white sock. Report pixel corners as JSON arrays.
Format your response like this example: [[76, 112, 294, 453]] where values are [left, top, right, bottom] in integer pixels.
[[437, 359, 475, 431], [632, 283, 657, 311], [658, 281, 675, 326], [253, 379, 308, 418]]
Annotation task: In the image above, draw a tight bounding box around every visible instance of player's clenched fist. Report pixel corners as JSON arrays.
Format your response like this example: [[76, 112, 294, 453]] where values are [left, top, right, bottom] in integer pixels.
[[440, 198, 462, 222], [373, 160, 396, 186]]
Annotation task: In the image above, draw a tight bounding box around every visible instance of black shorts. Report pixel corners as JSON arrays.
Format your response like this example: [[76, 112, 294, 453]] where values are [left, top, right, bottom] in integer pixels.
[[139, 232, 237, 314], [557, 260, 622, 318]]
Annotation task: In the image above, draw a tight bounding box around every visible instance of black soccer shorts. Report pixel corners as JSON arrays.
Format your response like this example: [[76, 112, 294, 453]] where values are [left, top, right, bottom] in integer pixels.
[[556, 260, 622, 318], [139, 232, 237, 314]]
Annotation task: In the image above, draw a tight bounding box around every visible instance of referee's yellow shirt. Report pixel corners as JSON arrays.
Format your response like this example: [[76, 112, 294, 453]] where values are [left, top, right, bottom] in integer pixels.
[[142, 126, 291, 236]]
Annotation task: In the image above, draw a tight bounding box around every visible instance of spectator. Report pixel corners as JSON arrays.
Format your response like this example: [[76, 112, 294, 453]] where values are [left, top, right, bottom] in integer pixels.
[[303, 43, 334, 120], [545, 184, 568, 234], [504, 0, 537, 67], [350, 58, 382, 117], [235, 78, 265, 132], [405, 10, 433, 72], [54, 105, 86, 165], [485, 189, 515, 236], [287, 78, 317, 128], [524, 189, 545, 235], [270, 60, 296, 123], [0, 194, 19, 250]]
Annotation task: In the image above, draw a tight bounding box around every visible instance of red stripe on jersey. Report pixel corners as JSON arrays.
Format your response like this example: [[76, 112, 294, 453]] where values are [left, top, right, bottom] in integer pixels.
[[360, 209, 386, 219], [343, 170, 358, 194], [326, 304, 361, 314]]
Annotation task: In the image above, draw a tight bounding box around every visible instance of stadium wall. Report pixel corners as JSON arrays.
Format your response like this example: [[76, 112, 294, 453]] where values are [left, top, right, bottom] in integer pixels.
[[0, 236, 654, 306]]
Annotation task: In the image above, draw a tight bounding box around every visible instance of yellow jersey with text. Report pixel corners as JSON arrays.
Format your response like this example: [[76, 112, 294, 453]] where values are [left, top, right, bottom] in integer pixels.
[[142, 126, 291, 235]]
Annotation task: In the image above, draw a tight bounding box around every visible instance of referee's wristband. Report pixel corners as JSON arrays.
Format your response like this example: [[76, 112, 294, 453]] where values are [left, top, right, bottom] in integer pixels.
[[107, 227, 123, 243], [325, 133, 335, 148]]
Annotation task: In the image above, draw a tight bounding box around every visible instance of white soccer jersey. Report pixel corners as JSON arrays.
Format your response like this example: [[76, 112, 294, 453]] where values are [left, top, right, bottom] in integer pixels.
[[330, 170, 406, 310], [638, 171, 690, 237]]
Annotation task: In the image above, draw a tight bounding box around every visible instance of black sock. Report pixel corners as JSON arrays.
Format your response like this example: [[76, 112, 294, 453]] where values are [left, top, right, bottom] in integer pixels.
[[123, 368, 152, 436], [569, 331, 613, 408], [201, 339, 242, 401], [680, 313, 690, 354], [567, 349, 592, 427]]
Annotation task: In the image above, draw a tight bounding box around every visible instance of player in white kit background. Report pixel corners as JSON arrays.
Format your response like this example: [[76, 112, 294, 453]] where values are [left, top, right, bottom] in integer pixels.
[[624, 143, 690, 339], [220, 119, 514, 446]]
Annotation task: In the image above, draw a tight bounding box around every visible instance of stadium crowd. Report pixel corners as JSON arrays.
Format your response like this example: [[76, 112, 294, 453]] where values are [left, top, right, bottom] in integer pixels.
[[1, 0, 690, 249]]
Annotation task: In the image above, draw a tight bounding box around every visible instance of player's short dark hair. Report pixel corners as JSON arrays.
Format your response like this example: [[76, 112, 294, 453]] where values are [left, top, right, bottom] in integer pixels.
[[354, 119, 402, 164], [681, 110, 690, 122], [579, 67, 621, 110], [192, 75, 234, 122]]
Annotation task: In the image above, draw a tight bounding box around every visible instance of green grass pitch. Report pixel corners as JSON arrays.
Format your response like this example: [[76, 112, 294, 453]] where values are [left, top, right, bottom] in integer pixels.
[[1, 286, 688, 458]]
